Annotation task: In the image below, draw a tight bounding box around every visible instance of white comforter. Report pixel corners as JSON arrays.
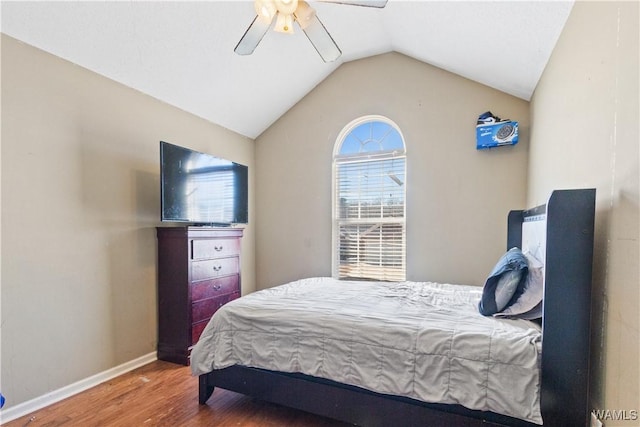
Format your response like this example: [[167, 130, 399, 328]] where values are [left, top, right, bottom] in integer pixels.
[[190, 277, 542, 424]]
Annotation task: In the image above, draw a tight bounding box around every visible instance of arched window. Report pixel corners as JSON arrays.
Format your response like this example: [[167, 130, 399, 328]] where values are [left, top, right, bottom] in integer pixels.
[[332, 116, 406, 281]]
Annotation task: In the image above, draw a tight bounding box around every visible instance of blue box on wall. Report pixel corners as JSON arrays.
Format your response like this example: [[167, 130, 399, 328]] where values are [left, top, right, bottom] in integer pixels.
[[476, 111, 519, 150]]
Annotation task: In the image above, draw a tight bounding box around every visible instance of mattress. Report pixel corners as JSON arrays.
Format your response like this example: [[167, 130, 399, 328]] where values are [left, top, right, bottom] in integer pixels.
[[190, 277, 543, 424]]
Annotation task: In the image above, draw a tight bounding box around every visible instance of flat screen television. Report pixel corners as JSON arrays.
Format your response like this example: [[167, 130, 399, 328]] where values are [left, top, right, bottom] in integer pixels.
[[160, 141, 248, 225]]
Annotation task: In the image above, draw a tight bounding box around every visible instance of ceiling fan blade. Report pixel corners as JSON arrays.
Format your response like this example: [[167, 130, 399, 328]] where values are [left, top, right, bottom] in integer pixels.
[[316, 0, 387, 8], [234, 16, 273, 56], [300, 14, 342, 62]]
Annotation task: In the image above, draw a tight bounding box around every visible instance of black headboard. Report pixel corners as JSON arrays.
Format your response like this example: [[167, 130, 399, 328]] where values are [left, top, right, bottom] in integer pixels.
[[507, 188, 596, 426]]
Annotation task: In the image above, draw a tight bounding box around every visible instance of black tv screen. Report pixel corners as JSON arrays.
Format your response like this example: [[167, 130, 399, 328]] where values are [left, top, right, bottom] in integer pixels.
[[160, 141, 248, 225]]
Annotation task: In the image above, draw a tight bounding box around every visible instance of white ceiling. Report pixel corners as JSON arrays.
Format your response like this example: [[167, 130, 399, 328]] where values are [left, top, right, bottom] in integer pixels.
[[1, 1, 574, 139]]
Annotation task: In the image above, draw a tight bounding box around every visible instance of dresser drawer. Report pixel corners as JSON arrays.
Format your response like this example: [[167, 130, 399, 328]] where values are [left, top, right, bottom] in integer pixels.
[[191, 275, 239, 302], [191, 238, 241, 260], [191, 257, 239, 281], [191, 320, 209, 346], [191, 292, 240, 343], [191, 292, 240, 323]]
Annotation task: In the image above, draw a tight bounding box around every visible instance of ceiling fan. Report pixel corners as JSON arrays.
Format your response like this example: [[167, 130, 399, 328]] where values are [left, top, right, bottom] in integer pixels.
[[235, 0, 388, 62]]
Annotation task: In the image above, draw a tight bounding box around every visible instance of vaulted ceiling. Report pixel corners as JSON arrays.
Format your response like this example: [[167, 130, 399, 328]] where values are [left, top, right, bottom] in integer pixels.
[[1, 1, 574, 139]]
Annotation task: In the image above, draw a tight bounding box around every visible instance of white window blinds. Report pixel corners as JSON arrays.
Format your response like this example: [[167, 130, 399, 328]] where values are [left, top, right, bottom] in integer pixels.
[[333, 117, 406, 282]]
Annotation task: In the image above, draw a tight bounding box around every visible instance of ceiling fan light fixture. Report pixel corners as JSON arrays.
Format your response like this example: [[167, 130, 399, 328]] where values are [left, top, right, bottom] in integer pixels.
[[294, 1, 316, 30], [274, 12, 295, 34], [274, 0, 299, 15], [254, 0, 277, 22]]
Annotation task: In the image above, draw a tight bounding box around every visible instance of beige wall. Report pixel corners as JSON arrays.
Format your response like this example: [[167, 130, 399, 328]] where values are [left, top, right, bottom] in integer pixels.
[[255, 52, 530, 289], [0, 35, 255, 408], [528, 1, 639, 423]]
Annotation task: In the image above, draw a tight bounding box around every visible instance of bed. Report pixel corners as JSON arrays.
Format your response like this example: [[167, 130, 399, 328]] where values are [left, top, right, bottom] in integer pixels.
[[191, 188, 596, 427]]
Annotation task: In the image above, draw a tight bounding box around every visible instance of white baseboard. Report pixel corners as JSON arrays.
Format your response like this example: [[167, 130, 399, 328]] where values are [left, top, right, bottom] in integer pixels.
[[0, 352, 157, 424]]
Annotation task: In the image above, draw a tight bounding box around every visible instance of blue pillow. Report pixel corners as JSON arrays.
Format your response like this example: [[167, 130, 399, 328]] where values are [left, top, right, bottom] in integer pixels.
[[495, 251, 544, 319], [479, 247, 528, 316]]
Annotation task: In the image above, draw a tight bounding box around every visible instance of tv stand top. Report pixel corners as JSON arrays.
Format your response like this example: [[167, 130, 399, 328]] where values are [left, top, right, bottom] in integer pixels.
[[156, 226, 244, 239]]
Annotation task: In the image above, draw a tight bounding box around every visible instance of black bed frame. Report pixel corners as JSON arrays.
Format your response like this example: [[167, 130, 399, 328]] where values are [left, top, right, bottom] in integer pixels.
[[198, 189, 596, 427]]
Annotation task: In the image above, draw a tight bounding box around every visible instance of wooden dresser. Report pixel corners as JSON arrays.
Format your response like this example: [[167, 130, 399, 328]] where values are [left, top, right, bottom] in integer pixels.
[[156, 226, 243, 365]]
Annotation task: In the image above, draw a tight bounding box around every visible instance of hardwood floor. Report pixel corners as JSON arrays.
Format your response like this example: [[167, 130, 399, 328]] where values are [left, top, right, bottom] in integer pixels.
[[4, 361, 350, 427]]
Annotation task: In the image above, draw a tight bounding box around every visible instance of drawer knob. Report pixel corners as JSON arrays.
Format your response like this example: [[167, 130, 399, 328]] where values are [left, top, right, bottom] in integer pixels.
[[214, 245, 223, 251], [213, 265, 222, 272]]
